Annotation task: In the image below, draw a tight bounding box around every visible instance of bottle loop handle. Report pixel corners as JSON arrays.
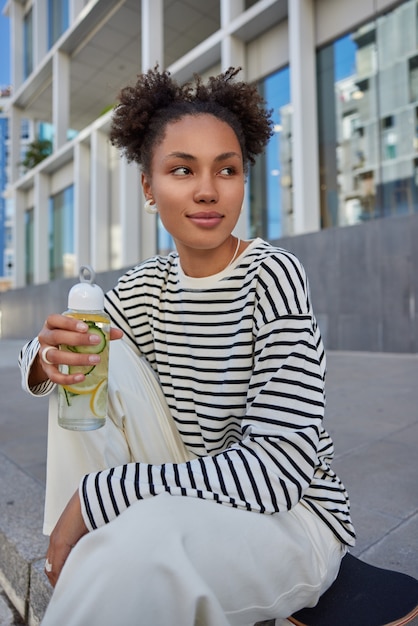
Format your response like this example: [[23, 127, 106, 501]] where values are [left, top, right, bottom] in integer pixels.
[[79, 265, 96, 285]]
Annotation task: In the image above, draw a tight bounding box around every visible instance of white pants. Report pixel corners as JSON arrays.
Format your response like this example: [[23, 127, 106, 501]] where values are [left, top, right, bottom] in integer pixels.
[[42, 340, 345, 626]]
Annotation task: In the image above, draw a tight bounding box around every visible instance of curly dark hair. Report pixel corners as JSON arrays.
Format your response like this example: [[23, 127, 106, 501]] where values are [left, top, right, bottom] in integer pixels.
[[109, 66, 274, 175]]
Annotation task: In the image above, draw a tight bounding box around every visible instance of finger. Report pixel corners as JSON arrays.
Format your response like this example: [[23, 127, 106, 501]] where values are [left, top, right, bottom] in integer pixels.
[[40, 344, 100, 371], [40, 327, 103, 355], [110, 327, 123, 341], [38, 349, 102, 386], [40, 345, 59, 366], [44, 557, 56, 586], [45, 538, 76, 587], [45, 549, 71, 588], [39, 314, 91, 353], [44, 313, 90, 333]]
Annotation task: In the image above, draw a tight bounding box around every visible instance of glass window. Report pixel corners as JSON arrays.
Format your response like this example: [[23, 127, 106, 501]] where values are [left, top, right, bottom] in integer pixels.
[[408, 54, 418, 101], [317, 0, 418, 228], [38, 120, 77, 143], [48, 0, 69, 48], [39, 121, 54, 146], [49, 185, 75, 280], [249, 67, 291, 240], [4, 251, 13, 279], [21, 119, 30, 140], [23, 7, 33, 79], [25, 208, 34, 285]]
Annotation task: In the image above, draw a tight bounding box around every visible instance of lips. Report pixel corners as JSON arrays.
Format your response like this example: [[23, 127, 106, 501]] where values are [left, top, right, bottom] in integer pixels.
[[187, 212, 224, 228]]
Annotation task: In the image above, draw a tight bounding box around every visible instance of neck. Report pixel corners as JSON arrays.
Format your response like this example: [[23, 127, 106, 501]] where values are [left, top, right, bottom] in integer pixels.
[[178, 236, 242, 278], [228, 237, 241, 267]]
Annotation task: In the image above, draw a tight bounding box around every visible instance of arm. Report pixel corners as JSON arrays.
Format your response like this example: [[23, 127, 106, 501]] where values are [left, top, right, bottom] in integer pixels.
[[44, 490, 88, 587]]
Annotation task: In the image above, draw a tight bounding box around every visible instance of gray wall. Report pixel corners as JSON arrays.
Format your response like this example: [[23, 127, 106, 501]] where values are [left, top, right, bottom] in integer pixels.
[[1, 213, 417, 352], [274, 212, 418, 353], [0, 268, 128, 343]]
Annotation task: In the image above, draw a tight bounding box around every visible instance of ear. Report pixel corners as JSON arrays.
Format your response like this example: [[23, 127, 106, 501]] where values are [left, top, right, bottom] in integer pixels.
[[141, 172, 152, 200]]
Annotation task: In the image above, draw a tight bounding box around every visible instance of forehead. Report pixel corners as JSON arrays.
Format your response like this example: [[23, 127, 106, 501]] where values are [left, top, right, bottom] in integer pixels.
[[157, 114, 242, 154]]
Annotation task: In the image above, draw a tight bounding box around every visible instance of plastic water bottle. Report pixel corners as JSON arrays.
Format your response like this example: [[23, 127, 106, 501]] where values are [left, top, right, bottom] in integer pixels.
[[57, 266, 110, 430]]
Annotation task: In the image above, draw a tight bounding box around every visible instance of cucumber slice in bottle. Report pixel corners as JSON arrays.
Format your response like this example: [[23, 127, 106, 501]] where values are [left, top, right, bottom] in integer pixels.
[[71, 323, 107, 354], [68, 363, 96, 376]]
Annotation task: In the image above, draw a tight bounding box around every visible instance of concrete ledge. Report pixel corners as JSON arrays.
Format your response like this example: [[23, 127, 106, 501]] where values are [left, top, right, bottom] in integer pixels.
[[0, 453, 52, 625], [28, 561, 53, 626]]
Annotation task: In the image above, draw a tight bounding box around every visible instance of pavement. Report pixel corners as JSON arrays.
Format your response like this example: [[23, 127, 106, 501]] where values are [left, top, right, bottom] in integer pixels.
[[0, 339, 418, 625]]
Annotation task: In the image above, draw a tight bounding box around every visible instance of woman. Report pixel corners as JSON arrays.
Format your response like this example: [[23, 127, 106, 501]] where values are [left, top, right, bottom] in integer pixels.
[[19, 67, 355, 626]]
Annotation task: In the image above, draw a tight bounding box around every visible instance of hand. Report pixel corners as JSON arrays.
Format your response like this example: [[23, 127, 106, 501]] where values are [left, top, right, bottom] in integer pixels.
[[44, 490, 88, 588], [29, 314, 123, 387]]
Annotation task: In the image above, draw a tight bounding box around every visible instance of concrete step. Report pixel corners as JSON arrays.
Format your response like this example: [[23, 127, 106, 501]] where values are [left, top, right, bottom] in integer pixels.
[[0, 454, 51, 625]]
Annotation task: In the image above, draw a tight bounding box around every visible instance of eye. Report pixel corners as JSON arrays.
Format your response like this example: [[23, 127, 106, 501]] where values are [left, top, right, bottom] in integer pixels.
[[218, 166, 236, 176], [172, 166, 191, 176]]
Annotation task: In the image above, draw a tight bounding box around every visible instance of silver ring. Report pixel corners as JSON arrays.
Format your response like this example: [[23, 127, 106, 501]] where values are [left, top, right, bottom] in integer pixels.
[[41, 346, 57, 366], [45, 558, 52, 573]]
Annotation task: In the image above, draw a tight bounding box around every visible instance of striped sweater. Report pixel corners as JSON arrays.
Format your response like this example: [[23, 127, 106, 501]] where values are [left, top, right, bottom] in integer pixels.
[[20, 238, 355, 546]]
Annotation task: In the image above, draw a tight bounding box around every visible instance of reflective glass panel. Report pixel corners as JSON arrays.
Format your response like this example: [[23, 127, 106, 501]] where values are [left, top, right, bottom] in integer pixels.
[[49, 185, 74, 280], [48, 0, 69, 48], [317, 0, 418, 227], [249, 67, 291, 240]]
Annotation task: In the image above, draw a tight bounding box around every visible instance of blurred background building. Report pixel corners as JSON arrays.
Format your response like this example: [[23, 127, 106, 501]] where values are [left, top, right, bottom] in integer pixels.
[[0, 89, 11, 292], [1, 0, 417, 351]]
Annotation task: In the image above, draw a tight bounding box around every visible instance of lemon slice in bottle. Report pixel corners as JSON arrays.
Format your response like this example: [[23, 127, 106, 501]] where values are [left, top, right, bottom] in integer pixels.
[[62, 373, 102, 395], [90, 379, 108, 418]]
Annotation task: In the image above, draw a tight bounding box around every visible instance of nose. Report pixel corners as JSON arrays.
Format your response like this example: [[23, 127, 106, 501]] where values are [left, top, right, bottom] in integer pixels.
[[193, 174, 218, 203]]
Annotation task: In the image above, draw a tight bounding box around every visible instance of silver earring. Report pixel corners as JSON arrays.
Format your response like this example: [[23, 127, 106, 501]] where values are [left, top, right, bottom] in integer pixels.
[[144, 199, 158, 214]]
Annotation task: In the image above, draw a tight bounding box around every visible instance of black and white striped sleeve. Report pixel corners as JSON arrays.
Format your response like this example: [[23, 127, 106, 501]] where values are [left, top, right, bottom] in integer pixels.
[[18, 338, 55, 396]]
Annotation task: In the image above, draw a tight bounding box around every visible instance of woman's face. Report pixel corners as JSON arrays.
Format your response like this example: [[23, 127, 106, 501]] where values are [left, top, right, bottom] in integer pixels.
[[142, 114, 245, 276]]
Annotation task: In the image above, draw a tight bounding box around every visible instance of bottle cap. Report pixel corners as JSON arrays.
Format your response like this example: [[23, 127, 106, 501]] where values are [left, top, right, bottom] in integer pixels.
[[68, 266, 104, 311]]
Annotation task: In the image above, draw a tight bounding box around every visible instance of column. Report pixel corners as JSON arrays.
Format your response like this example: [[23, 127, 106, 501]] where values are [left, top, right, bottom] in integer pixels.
[[288, 0, 320, 234], [53, 50, 70, 150], [220, 0, 245, 72], [10, 0, 24, 89], [33, 0, 48, 68], [90, 129, 109, 272], [33, 171, 50, 284], [9, 107, 22, 184], [140, 0, 163, 259], [220, 0, 244, 25], [221, 0, 247, 240], [74, 141, 91, 267], [141, 0, 163, 70], [119, 159, 141, 267], [12, 190, 26, 288], [221, 35, 245, 73]]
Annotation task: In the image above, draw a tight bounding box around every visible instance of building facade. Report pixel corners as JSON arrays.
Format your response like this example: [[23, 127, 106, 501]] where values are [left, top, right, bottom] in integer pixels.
[[0, 98, 8, 282], [2, 0, 414, 290], [0, 89, 13, 292]]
